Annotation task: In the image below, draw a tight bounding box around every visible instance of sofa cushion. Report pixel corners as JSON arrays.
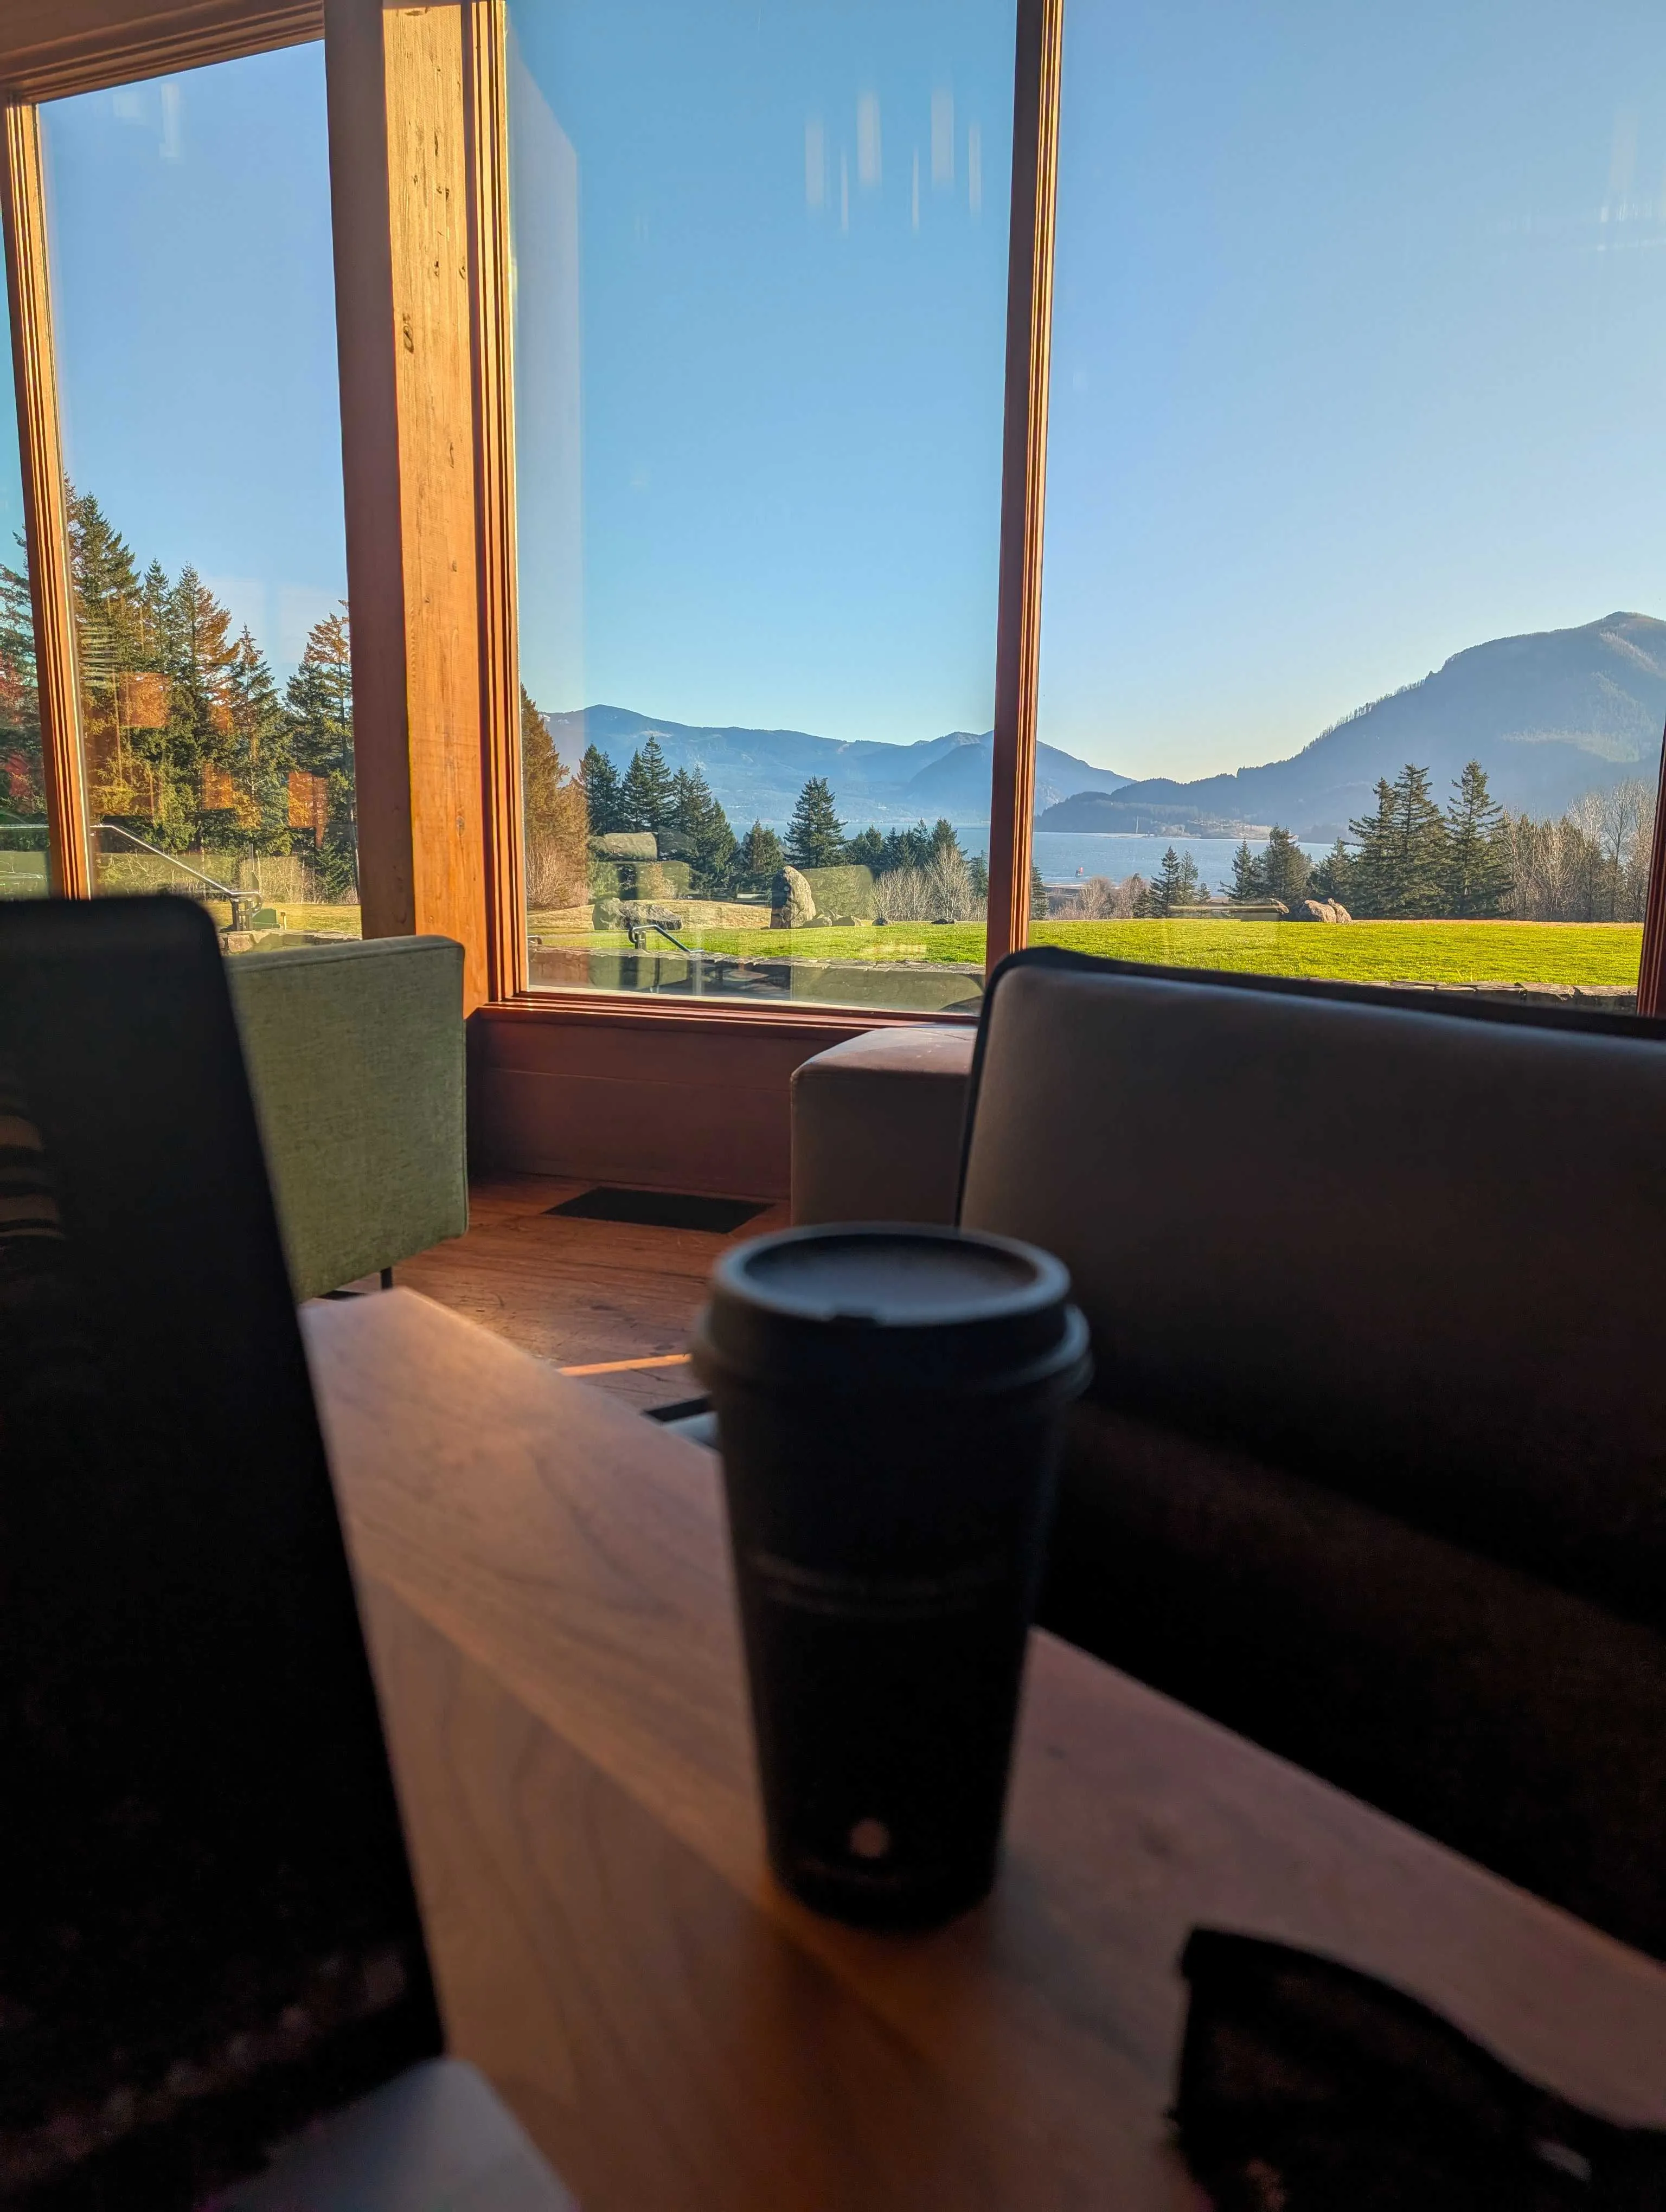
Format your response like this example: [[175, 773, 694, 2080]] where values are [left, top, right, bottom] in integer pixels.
[[227, 936, 466, 1301], [791, 1023, 975, 1225]]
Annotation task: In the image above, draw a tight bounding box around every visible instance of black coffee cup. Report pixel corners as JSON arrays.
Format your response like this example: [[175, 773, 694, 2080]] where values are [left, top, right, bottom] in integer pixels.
[[691, 1224, 1091, 1928]]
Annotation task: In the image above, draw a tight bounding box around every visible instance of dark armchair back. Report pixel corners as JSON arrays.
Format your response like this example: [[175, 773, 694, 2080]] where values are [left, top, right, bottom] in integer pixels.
[[959, 951, 1666, 1953]]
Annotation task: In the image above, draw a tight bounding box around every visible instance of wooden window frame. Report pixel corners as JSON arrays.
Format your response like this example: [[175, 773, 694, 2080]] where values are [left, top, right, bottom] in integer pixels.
[[3, 0, 1662, 1027]]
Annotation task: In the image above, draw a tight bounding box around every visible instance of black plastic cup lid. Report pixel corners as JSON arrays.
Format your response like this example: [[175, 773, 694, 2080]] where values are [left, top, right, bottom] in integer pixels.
[[692, 1224, 1090, 1399]]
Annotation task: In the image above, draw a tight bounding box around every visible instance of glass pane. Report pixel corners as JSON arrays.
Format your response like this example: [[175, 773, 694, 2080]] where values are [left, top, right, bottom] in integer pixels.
[[41, 47, 356, 952], [0, 314, 47, 899], [508, 0, 1025, 1013], [1039, 0, 1662, 1011]]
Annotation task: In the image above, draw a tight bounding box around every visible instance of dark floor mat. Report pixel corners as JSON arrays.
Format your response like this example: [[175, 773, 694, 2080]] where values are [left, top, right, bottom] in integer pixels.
[[547, 1186, 768, 1233]]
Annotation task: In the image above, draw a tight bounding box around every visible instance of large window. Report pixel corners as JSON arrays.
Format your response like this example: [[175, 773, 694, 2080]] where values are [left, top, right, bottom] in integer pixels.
[[38, 44, 355, 951], [1035, 0, 1662, 1011], [506, 0, 1028, 1013]]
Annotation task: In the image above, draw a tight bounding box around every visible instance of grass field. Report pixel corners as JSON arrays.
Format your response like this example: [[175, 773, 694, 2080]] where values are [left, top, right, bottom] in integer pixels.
[[556, 917, 1644, 987]]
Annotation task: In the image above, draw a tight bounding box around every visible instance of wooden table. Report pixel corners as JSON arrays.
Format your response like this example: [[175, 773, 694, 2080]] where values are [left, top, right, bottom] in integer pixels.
[[302, 1290, 1666, 2211]]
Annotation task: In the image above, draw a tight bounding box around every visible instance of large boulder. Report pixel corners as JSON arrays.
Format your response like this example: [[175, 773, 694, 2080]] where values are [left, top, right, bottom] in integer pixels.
[[1289, 898, 1351, 923], [774, 866, 817, 928]]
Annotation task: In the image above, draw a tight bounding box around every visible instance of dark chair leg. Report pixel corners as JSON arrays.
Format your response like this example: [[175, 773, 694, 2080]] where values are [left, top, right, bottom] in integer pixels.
[[380, 1266, 395, 1290]]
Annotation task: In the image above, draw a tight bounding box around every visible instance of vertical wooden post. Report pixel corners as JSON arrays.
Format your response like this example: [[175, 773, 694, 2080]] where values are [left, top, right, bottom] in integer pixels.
[[1, 101, 91, 899], [983, 0, 1063, 974], [466, 0, 525, 1003], [1637, 726, 1666, 1019], [325, 0, 492, 1007]]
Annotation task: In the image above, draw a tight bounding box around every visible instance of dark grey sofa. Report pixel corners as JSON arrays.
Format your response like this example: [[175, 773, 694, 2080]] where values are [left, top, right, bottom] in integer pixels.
[[958, 948, 1666, 1960]]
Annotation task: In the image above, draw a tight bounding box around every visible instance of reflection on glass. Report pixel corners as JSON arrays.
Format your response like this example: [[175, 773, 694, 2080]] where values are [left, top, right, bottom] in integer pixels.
[[40, 47, 355, 950], [1037, 0, 1661, 1009], [508, 0, 1017, 1012], [0, 307, 47, 901]]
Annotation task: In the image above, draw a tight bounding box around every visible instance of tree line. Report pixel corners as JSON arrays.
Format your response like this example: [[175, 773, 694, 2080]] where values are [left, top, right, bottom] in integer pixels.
[[1225, 761, 1656, 922], [521, 722, 1031, 918], [0, 490, 358, 896], [1054, 760, 1657, 924]]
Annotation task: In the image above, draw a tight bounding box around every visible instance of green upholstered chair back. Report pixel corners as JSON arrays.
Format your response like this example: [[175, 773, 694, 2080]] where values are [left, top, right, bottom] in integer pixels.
[[226, 936, 467, 1302]]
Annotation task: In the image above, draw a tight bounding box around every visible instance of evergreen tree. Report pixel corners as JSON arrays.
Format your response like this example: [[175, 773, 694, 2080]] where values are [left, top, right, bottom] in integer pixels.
[[844, 825, 886, 871], [1229, 839, 1265, 902], [0, 535, 41, 817], [1030, 861, 1048, 920], [1441, 759, 1511, 918], [618, 732, 676, 836], [879, 820, 933, 873], [736, 819, 784, 889], [1309, 838, 1357, 908], [285, 607, 357, 893], [66, 490, 145, 821], [1261, 825, 1312, 909], [522, 687, 589, 909], [785, 775, 846, 868], [1348, 764, 1447, 917], [1344, 779, 1396, 915], [967, 851, 990, 901], [579, 743, 624, 835], [928, 818, 962, 865], [1138, 845, 1202, 916], [221, 627, 289, 852], [671, 763, 737, 892]]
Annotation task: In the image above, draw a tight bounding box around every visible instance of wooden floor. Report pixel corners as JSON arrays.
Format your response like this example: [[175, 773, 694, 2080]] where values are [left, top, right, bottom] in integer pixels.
[[382, 1174, 791, 1410]]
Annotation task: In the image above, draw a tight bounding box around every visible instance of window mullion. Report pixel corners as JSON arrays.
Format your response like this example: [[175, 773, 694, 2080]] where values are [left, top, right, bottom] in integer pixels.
[[984, 0, 1063, 975], [1, 100, 90, 899]]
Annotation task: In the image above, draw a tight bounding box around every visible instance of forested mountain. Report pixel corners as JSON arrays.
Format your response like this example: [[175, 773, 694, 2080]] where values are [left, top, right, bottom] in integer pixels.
[[540, 705, 1127, 826], [1041, 613, 1666, 838]]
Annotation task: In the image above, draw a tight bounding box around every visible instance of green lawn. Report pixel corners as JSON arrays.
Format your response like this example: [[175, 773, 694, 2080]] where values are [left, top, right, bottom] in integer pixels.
[[1031, 918, 1644, 986], [552, 917, 1643, 987]]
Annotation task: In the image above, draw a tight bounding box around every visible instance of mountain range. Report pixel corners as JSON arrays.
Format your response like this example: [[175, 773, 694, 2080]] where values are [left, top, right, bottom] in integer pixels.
[[540, 704, 1127, 828], [545, 613, 1665, 842], [1038, 613, 1666, 840]]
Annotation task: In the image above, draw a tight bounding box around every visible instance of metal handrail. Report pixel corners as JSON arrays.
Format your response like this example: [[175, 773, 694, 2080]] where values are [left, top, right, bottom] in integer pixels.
[[94, 820, 242, 902], [626, 917, 693, 954]]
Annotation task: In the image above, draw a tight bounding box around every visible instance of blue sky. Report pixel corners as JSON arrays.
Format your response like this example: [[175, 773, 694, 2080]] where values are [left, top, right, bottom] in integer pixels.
[[1042, 0, 1666, 776], [507, 0, 1014, 745], [35, 44, 343, 683], [4, 5, 1665, 778]]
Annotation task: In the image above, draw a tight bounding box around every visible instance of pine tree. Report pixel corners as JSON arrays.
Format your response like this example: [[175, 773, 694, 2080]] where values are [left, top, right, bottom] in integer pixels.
[[521, 686, 589, 909], [671, 764, 737, 892], [1261, 825, 1312, 909], [877, 820, 934, 874], [1345, 780, 1396, 917], [1441, 760, 1511, 918], [928, 818, 962, 864], [66, 490, 145, 821], [285, 607, 357, 894], [967, 852, 989, 901], [222, 628, 289, 852], [844, 826, 885, 871], [618, 732, 676, 836], [1348, 765, 1446, 917], [579, 743, 624, 835], [1030, 861, 1048, 919], [0, 536, 41, 818], [736, 819, 784, 888], [1138, 845, 1201, 917], [786, 775, 846, 869], [1310, 838, 1357, 908], [1229, 839, 1266, 902]]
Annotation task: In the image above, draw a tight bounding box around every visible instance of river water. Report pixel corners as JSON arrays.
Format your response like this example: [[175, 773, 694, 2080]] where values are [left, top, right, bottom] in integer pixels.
[[952, 828, 1334, 892]]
